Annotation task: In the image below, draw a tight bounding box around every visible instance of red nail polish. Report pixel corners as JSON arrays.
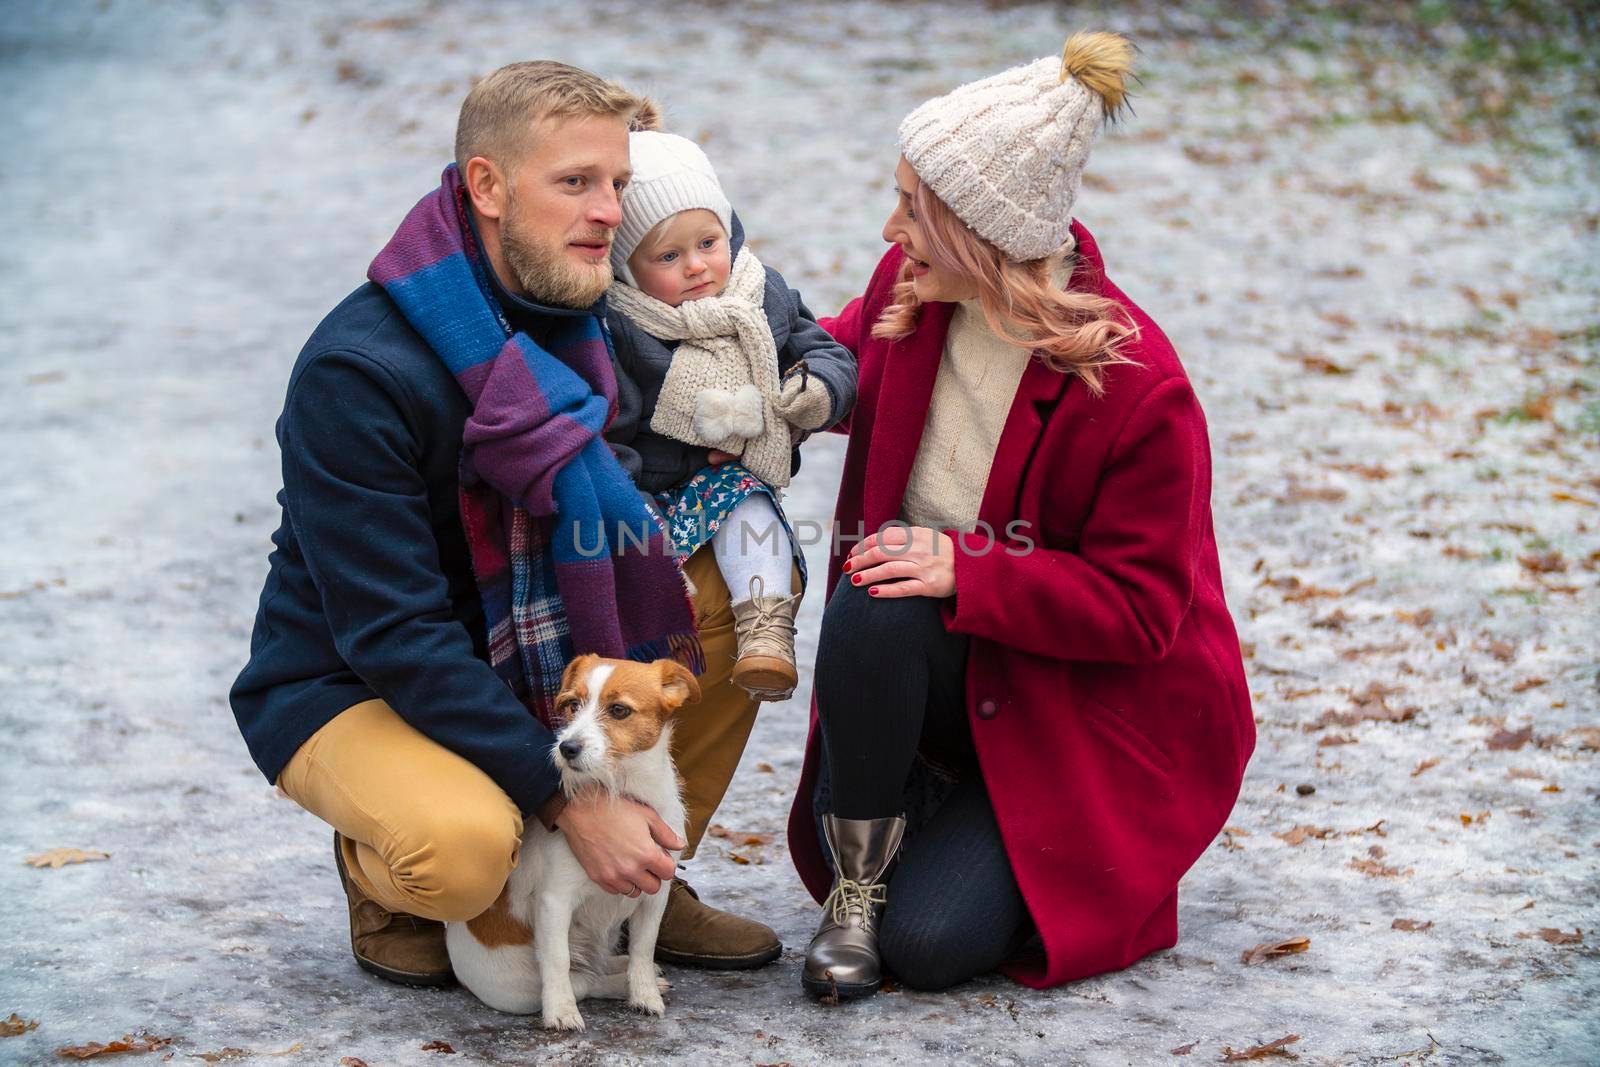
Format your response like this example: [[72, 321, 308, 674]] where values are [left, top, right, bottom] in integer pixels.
[[851, 575, 861, 585], [867, 587, 878, 596]]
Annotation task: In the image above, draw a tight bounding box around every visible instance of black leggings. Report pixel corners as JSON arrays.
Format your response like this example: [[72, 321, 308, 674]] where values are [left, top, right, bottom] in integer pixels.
[[814, 575, 1030, 990]]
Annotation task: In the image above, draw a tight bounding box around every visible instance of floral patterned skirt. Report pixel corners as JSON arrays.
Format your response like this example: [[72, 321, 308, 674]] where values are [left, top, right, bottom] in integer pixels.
[[653, 463, 807, 588]]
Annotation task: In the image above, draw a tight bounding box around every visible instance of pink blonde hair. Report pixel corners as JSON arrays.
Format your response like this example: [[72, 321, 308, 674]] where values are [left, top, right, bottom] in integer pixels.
[[871, 175, 1137, 396]]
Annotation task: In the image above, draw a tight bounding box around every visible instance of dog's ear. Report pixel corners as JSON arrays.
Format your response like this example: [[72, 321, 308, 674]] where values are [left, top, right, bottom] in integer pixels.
[[559, 653, 601, 697], [655, 659, 702, 714]]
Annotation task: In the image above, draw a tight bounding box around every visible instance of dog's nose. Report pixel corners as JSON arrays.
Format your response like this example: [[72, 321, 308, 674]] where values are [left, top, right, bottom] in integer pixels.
[[558, 739, 583, 761]]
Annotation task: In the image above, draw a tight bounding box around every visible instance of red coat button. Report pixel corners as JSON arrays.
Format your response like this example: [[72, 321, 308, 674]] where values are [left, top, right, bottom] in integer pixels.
[[976, 698, 999, 719]]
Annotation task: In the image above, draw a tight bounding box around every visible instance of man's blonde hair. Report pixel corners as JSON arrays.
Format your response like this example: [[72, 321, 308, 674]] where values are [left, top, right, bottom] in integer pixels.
[[454, 60, 660, 171]]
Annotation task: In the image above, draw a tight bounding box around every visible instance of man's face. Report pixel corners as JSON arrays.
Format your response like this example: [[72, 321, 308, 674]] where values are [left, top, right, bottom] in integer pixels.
[[497, 113, 632, 308]]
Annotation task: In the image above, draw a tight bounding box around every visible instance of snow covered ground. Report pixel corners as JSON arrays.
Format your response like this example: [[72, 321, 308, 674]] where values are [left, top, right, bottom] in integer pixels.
[[2, 2, 1596, 1063]]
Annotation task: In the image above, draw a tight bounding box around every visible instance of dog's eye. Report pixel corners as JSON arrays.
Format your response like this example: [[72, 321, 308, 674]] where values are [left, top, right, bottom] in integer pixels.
[[607, 703, 633, 721], [558, 698, 578, 720]]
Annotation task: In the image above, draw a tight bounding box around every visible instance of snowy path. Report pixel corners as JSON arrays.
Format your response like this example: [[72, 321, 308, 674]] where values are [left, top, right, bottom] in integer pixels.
[[2, 3, 1596, 1064]]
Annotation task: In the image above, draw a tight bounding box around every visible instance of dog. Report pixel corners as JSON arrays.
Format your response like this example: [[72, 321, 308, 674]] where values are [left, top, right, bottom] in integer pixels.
[[446, 654, 700, 1029]]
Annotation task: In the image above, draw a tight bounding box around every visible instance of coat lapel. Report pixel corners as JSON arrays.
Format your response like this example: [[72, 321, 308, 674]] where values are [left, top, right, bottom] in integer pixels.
[[862, 301, 955, 531]]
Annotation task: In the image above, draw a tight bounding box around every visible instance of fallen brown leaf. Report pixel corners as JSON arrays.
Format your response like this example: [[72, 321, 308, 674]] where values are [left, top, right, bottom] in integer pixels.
[[755, 761, 775, 773], [421, 1040, 456, 1053], [1350, 856, 1408, 878], [1274, 825, 1333, 847], [1487, 727, 1534, 751], [1411, 757, 1440, 777], [1171, 1040, 1198, 1055], [1318, 734, 1357, 747], [1458, 811, 1490, 826], [340, 1058, 370, 1067], [1392, 918, 1433, 932], [2, 1014, 38, 1037], [55, 1034, 172, 1059], [193, 1050, 250, 1063], [1562, 727, 1600, 751], [1300, 355, 1351, 376], [1518, 928, 1582, 945], [1241, 936, 1311, 965], [25, 848, 110, 869], [1510, 677, 1548, 693], [259, 1043, 302, 1058], [1519, 551, 1566, 574], [1483, 639, 1516, 662], [1221, 1034, 1301, 1061]]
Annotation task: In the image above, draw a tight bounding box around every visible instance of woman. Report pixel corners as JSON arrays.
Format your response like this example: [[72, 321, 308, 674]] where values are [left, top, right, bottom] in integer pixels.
[[787, 33, 1254, 998]]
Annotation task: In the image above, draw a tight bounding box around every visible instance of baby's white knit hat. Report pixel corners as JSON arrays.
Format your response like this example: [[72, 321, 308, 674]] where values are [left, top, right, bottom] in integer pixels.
[[897, 32, 1134, 262], [612, 131, 733, 285]]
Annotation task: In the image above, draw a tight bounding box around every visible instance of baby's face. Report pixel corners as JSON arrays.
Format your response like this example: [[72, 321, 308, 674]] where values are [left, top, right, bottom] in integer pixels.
[[626, 209, 731, 305]]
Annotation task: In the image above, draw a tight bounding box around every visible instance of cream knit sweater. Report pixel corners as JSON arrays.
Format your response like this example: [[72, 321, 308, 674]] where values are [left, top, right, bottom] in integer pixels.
[[899, 299, 1035, 533]]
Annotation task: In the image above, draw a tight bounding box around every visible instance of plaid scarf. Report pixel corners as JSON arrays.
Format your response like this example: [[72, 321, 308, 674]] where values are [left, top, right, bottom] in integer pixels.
[[369, 165, 701, 723]]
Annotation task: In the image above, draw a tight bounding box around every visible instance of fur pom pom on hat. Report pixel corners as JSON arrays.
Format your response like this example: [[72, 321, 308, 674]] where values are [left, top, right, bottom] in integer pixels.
[[612, 131, 733, 286], [897, 31, 1134, 262]]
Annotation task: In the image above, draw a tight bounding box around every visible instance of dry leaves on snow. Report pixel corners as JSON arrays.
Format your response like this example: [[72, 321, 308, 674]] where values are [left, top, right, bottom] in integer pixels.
[[1170, 1039, 1198, 1055], [54, 1034, 172, 1059], [2, 1014, 38, 1037], [1411, 757, 1440, 777], [1221, 1034, 1301, 1061], [1241, 936, 1311, 965], [1517, 928, 1582, 945], [421, 1040, 456, 1053], [1350, 846, 1410, 877], [1274, 825, 1333, 846], [1486, 727, 1535, 751], [192, 1050, 250, 1063], [25, 848, 110, 869], [1392, 918, 1434, 932]]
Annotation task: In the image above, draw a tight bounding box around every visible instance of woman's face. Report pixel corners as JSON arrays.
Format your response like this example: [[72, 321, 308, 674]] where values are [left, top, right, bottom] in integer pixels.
[[882, 157, 979, 303]]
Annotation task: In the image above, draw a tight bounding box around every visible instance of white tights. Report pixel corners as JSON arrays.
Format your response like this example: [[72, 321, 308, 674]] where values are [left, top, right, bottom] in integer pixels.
[[712, 493, 794, 606]]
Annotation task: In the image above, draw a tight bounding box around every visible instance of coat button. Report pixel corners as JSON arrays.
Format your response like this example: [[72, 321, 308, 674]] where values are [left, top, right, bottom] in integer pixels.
[[976, 698, 999, 720]]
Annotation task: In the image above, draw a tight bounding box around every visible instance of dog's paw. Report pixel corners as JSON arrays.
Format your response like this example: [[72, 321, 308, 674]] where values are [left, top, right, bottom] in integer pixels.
[[628, 985, 666, 1017], [542, 1001, 585, 1031]]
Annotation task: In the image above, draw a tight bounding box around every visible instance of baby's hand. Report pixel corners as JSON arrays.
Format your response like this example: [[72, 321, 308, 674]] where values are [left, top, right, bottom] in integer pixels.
[[773, 367, 831, 432]]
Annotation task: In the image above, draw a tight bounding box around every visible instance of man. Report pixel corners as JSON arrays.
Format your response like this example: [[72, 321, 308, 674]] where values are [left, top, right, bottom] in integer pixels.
[[231, 61, 782, 987]]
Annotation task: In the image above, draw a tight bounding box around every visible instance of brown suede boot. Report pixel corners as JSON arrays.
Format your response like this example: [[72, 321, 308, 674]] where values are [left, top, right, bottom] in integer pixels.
[[651, 878, 782, 970], [730, 576, 801, 702], [333, 833, 455, 987]]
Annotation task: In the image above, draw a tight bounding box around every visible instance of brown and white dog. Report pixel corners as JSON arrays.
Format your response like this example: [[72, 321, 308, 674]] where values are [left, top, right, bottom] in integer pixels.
[[446, 654, 700, 1029]]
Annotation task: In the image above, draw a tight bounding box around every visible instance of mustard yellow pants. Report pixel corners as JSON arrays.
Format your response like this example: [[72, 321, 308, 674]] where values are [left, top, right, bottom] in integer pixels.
[[277, 545, 792, 922]]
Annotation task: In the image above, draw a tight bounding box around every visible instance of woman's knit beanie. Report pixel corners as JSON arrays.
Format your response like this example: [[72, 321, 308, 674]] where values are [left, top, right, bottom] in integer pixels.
[[611, 130, 733, 286], [897, 32, 1135, 262]]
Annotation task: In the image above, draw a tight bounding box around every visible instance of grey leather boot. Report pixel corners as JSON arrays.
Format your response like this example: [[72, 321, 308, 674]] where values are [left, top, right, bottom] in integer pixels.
[[801, 814, 907, 1000]]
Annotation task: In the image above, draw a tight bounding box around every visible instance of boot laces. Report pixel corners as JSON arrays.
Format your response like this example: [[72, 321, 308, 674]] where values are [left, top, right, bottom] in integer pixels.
[[742, 576, 798, 654], [824, 877, 887, 931]]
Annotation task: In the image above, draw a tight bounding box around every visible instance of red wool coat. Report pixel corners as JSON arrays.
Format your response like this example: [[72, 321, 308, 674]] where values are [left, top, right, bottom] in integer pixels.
[[787, 223, 1255, 989]]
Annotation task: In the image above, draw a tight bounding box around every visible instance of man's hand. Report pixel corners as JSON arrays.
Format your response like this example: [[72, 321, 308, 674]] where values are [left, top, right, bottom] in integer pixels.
[[557, 784, 684, 896]]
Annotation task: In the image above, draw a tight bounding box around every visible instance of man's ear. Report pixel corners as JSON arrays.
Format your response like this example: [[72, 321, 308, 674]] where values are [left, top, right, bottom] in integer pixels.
[[559, 653, 600, 697], [655, 659, 702, 714], [463, 155, 507, 221]]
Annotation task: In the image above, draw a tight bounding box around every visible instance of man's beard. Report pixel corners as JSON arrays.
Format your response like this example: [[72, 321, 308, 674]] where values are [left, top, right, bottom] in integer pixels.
[[501, 193, 613, 309]]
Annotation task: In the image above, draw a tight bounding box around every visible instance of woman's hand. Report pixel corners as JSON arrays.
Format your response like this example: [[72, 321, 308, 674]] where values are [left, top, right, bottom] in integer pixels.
[[843, 525, 956, 599]]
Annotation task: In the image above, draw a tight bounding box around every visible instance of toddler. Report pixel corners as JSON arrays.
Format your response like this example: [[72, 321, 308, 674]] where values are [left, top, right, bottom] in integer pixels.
[[605, 129, 855, 701]]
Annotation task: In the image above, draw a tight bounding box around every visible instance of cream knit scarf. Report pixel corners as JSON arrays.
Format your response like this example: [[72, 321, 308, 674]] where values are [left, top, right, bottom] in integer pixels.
[[606, 250, 793, 489]]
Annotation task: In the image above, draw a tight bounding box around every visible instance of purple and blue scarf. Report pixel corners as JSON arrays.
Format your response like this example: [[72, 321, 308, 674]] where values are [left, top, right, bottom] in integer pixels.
[[369, 165, 701, 724]]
